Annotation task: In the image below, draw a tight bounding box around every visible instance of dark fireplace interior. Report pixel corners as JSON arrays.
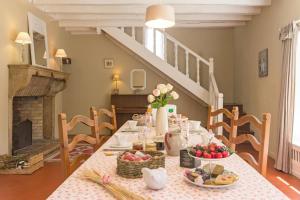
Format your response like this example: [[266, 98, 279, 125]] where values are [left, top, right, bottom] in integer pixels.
[[12, 96, 58, 156], [12, 119, 32, 153]]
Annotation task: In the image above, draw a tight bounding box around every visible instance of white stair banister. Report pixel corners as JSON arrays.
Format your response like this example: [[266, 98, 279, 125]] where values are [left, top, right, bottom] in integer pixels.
[[164, 35, 167, 61], [197, 58, 200, 84], [174, 43, 178, 69], [185, 51, 189, 77], [142, 26, 145, 45], [208, 57, 224, 135], [102, 27, 222, 116], [153, 29, 156, 55], [131, 27, 136, 40]]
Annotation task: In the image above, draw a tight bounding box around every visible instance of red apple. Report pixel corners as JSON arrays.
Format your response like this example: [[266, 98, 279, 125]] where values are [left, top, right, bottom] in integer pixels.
[[203, 152, 212, 159], [216, 152, 223, 159], [210, 152, 216, 158], [195, 150, 202, 157], [222, 151, 229, 158]]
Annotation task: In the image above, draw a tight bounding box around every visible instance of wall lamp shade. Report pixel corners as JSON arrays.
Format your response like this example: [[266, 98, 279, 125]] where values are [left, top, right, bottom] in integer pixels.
[[15, 32, 32, 45], [145, 4, 175, 28], [113, 74, 120, 81], [55, 49, 67, 58]]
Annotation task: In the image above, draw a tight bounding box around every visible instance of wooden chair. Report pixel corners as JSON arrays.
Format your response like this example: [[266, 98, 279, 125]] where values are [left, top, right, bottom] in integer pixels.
[[58, 107, 100, 177], [207, 106, 239, 150], [231, 113, 271, 177], [93, 105, 117, 146]]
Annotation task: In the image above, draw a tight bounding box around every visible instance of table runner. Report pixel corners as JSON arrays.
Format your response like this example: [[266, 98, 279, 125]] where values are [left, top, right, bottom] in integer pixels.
[[48, 124, 288, 200]]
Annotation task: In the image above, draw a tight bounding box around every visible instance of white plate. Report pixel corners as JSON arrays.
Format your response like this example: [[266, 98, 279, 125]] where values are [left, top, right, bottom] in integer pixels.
[[183, 170, 239, 188], [110, 143, 131, 148]]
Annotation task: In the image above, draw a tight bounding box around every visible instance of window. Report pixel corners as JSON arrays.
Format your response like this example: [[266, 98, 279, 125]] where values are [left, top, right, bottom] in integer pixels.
[[293, 31, 300, 146], [144, 28, 165, 59]]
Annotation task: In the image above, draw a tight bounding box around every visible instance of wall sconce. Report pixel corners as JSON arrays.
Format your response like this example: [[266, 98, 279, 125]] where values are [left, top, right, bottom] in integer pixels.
[[112, 73, 120, 95], [15, 32, 32, 64], [55, 49, 67, 70]]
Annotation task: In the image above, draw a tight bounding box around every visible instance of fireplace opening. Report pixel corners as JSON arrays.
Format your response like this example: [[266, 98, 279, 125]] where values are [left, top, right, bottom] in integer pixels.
[[12, 119, 32, 153], [12, 96, 59, 157]]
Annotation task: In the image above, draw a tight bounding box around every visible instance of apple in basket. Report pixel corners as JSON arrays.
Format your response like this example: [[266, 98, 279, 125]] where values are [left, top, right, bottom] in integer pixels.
[[121, 152, 152, 162]]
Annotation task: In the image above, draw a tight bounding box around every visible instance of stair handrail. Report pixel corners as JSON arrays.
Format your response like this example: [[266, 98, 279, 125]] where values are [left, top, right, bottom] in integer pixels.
[[116, 26, 223, 114]]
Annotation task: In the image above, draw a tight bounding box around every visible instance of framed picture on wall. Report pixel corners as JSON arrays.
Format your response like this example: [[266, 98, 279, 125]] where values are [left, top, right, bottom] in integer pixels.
[[104, 58, 114, 69], [258, 48, 268, 77]]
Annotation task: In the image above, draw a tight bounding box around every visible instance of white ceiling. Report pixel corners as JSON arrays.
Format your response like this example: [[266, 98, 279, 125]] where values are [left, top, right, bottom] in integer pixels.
[[30, 0, 272, 35]]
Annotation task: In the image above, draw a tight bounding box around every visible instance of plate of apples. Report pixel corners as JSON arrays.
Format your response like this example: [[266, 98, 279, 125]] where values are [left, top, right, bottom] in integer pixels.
[[187, 143, 234, 161]]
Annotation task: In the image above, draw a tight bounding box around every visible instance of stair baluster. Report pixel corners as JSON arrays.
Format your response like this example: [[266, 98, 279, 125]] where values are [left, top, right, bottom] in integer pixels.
[[185, 51, 189, 78], [102, 26, 224, 129], [197, 58, 200, 84], [174, 43, 178, 70]]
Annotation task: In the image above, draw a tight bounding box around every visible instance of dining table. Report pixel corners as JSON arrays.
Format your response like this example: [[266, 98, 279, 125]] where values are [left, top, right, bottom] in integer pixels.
[[48, 122, 288, 200]]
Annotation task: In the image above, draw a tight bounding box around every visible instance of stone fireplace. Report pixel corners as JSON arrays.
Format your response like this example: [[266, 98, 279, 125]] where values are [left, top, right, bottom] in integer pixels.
[[8, 65, 69, 156]]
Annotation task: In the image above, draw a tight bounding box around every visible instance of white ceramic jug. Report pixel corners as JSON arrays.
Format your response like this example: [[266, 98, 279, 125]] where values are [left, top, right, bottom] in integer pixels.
[[164, 131, 185, 156]]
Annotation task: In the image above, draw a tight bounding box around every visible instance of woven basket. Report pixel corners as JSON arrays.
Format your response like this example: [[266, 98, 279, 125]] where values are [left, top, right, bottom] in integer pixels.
[[117, 151, 165, 179]]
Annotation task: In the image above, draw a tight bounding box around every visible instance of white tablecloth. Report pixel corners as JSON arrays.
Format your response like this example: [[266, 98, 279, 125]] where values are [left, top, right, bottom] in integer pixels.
[[48, 124, 288, 200]]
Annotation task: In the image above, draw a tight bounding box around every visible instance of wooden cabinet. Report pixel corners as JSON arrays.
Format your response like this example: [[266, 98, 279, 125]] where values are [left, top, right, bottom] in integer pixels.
[[111, 94, 148, 128]]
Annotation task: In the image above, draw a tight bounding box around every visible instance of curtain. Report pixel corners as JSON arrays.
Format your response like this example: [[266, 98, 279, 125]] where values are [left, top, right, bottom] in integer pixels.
[[275, 23, 298, 173]]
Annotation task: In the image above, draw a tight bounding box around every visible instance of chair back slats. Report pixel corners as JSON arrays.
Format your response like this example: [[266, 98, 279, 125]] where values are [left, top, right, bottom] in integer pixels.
[[232, 113, 271, 177], [210, 108, 236, 119], [236, 115, 263, 130], [92, 105, 117, 147], [231, 134, 261, 152], [210, 122, 232, 133], [100, 122, 115, 131], [58, 107, 100, 177], [66, 115, 95, 131], [207, 106, 239, 151], [67, 134, 97, 152], [99, 108, 113, 118], [95, 105, 117, 133], [238, 152, 259, 171]]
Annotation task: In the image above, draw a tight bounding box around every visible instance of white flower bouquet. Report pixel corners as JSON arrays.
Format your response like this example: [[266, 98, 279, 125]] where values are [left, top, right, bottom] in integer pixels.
[[147, 83, 179, 108]]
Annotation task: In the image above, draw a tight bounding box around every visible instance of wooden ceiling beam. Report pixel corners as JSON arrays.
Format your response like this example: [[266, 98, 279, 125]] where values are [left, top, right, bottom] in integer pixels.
[[59, 20, 246, 28], [65, 27, 93, 31], [32, 0, 271, 7], [51, 13, 252, 21], [70, 31, 97, 35], [37, 5, 261, 15]]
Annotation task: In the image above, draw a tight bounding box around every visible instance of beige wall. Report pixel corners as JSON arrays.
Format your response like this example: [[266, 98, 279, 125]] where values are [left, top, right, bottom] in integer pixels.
[[0, 0, 70, 154], [167, 28, 235, 103], [62, 34, 208, 134], [233, 0, 300, 158]]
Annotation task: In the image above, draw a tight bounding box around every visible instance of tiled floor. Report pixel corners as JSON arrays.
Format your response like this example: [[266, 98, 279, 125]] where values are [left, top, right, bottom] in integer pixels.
[[0, 147, 299, 200]]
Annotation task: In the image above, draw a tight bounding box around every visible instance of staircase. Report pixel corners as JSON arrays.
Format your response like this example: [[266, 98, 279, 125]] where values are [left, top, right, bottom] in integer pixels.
[[101, 27, 223, 132]]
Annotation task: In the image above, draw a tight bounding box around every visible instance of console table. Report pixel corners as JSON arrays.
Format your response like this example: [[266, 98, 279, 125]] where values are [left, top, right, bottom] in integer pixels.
[[111, 94, 148, 128]]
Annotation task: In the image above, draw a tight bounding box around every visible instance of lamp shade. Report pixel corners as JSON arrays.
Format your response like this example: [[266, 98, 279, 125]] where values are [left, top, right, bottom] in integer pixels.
[[15, 32, 32, 45], [145, 4, 175, 28], [113, 74, 120, 81], [55, 49, 67, 58]]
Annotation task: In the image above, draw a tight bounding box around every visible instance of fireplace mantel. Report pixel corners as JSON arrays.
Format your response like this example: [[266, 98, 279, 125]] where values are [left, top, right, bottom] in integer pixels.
[[7, 64, 70, 155], [8, 64, 70, 97]]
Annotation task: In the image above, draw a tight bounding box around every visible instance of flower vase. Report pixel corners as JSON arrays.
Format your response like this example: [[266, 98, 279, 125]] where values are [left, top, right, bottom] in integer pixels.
[[156, 106, 168, 136]]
